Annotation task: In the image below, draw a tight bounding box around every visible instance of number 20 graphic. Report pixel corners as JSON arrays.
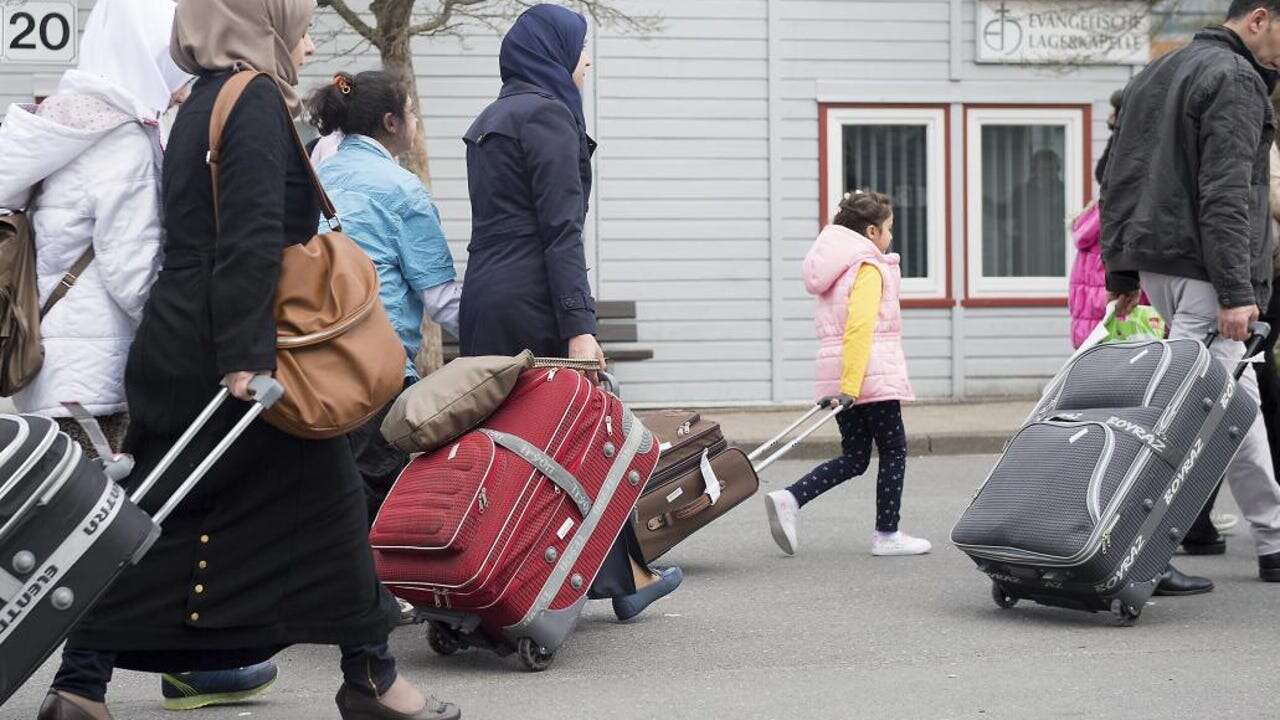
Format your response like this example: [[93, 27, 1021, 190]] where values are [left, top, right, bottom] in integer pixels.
[[2, 3, 76, 63]]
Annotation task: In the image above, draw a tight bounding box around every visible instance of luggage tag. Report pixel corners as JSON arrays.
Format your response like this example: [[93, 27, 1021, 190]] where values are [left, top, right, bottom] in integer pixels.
[[699, 449, 721, 505]]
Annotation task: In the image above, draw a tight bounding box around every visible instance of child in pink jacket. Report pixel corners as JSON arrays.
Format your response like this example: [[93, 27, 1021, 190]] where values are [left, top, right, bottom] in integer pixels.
[[1068, 202, 1108, 348], [1068, 202, 1154, 347], [764, 191, 930, 557]]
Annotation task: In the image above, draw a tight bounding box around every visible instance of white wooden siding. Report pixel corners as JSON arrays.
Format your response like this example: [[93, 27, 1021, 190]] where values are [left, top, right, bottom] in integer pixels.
[[0, 0, 1151, 406]]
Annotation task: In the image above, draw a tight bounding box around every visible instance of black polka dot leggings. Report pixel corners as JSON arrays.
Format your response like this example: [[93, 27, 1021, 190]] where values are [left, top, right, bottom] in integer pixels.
[[785, 400, 907, 533]]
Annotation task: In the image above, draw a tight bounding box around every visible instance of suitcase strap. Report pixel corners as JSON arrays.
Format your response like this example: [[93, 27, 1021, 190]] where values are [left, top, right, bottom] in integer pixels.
[[1096, 379, 1238, 593], [480, 429, 592, 517], [502, 411, 651, 641]]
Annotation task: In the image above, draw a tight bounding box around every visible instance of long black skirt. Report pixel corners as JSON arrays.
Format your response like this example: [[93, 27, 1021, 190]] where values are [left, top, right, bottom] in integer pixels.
[[67, 400, 398, 672]]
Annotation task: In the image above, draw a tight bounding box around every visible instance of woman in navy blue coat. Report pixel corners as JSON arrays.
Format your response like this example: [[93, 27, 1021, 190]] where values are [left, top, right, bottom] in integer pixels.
[[461, 4, 681, 621]]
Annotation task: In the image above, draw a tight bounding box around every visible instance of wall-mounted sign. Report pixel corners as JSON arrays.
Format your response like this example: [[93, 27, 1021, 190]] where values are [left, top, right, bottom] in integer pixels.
[[977, 0, 1150, 66], [2, 1, 77, 64]]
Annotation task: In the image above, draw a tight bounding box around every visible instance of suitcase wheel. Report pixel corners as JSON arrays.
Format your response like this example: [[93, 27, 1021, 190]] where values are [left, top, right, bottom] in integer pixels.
[[517, 637, 555, 672], [1112, 601, 1142, 627], [991, 583, 1019, 610], [427, 622, 467, 656]]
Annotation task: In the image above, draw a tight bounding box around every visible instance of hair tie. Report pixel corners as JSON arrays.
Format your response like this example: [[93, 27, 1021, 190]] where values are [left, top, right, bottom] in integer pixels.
[[334, 74, 352, 95]]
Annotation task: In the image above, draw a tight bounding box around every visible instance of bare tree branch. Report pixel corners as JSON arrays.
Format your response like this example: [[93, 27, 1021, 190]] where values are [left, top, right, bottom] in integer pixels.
[[402, 0, 662, 38], [317, 0, 382, 47], [406, 0, 491, 36]]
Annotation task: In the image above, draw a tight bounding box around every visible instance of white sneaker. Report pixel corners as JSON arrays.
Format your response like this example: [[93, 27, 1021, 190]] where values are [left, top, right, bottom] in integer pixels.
[[765, 489, 799, 556], [1211, 512, 1238, 533], [871, 531, 932, 556]]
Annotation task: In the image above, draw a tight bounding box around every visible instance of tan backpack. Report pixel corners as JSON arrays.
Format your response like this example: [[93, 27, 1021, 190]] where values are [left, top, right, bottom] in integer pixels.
[[0, 210, 93, 396], [208, 71, 404, 439]]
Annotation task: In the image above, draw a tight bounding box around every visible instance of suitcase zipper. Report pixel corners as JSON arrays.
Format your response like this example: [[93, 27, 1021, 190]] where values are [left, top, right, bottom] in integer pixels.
[[1154, 343, 1211, 434], [1142, 344, 1174, 407], [644, 438, 729, 493]]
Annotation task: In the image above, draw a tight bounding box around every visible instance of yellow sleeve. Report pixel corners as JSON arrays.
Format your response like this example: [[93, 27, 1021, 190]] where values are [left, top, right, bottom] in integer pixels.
[[840, 264, 883, 398]]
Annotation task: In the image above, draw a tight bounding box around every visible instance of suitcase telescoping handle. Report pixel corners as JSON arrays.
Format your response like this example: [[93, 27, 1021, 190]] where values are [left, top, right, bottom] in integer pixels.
[[129, 375, 285, 525], [1204, 321, 1272, 382], [746, 396, 850, 473]]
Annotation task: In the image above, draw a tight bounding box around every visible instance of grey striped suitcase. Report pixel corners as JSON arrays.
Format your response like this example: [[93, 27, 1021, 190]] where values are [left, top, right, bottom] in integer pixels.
[[952, 331, 1264, 624], [0, 377, 283, 705]]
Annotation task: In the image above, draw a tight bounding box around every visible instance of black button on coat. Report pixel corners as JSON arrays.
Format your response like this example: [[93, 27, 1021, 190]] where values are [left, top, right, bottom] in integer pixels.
[[66, 73, 397, 670], [459, 79, 598, 358]]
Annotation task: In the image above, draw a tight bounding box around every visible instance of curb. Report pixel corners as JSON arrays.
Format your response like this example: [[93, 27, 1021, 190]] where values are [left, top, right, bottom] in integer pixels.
[[730, 432, 1011, 461]]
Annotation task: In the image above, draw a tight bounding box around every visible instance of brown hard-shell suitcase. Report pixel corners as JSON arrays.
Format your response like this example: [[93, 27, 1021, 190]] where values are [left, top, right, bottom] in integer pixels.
[[634, 446, 758, 562], [633, 403, 845, 562]]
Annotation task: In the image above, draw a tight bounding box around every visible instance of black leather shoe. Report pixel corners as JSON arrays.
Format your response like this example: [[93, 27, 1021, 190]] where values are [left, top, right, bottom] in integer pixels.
[[37, 691, 109, 720], [334, 683, 461, 720], [1153, 564, 1215, 596], [1181, 527, 1226, 555], [1260, 552, 1280, 582]]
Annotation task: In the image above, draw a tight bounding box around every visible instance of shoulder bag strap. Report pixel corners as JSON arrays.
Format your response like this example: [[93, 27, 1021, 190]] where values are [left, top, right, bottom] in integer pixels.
[[39, 246, 95, 319], [207, 70, 342, 236]]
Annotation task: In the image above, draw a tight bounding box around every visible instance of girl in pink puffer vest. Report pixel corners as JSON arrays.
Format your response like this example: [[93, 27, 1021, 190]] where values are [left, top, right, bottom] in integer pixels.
[[764, 191, 931, 558]]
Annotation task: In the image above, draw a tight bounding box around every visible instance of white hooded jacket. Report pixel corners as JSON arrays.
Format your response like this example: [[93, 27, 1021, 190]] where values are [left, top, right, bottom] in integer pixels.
[[0, 0, 190, 417]]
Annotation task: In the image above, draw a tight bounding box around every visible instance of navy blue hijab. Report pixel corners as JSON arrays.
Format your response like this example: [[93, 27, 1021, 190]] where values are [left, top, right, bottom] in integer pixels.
[[500, 4, 588, 133]]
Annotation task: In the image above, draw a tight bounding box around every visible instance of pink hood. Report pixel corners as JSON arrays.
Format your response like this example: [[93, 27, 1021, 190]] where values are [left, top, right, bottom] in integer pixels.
[[804, 224, 865, 295]]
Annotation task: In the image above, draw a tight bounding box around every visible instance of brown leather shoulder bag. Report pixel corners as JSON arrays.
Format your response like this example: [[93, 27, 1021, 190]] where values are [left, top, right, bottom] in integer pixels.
[[208, 71, 404, 439], [0, 210, 93, 397]]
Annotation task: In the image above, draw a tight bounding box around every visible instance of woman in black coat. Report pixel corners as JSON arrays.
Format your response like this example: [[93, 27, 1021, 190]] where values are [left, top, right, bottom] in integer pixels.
[[461, 4, 682, 622], [39, 2, 459, 719]]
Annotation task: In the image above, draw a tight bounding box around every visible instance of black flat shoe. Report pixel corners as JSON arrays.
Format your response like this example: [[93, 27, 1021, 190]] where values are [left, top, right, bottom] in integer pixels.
[[334, 684, 461, 720], [1260, 551, 1280, 582], [36, 691, 109, 720], [1153, 564, 1214, 596], [1181, 527, 1226, 555]]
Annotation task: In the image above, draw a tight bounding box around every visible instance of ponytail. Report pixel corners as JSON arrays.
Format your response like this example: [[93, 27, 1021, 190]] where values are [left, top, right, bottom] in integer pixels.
[[305, 70, 408, 139]]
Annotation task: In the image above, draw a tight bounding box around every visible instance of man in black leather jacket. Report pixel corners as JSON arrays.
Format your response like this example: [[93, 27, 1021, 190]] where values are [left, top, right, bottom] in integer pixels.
[[1103, 0, 1280, 589]]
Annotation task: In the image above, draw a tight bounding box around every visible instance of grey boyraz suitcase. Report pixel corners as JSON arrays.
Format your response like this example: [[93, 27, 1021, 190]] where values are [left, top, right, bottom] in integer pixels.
[[952, 327, 1267, 625], [0, 377, 283, 705]]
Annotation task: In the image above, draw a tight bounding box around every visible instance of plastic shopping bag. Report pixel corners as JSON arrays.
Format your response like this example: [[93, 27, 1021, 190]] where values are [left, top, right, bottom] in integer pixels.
[[1070, 301, 1166, 362], [1102, 304, 1165, 344]]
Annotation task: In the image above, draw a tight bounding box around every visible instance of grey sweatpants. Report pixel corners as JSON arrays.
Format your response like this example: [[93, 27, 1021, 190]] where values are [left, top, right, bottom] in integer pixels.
[[1141, 272, 1280, 556]]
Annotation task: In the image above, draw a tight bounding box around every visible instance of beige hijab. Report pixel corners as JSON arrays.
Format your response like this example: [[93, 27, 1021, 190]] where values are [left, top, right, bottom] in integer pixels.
[[170, 0, 313, 115]]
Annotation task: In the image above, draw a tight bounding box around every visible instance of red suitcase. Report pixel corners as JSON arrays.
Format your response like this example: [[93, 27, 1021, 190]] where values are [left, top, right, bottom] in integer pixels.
[[370, 368, 657, 671]]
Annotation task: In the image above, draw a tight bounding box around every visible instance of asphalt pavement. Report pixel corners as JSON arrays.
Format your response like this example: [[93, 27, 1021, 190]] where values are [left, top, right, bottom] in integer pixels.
[[6, 454, 1278, 720]]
